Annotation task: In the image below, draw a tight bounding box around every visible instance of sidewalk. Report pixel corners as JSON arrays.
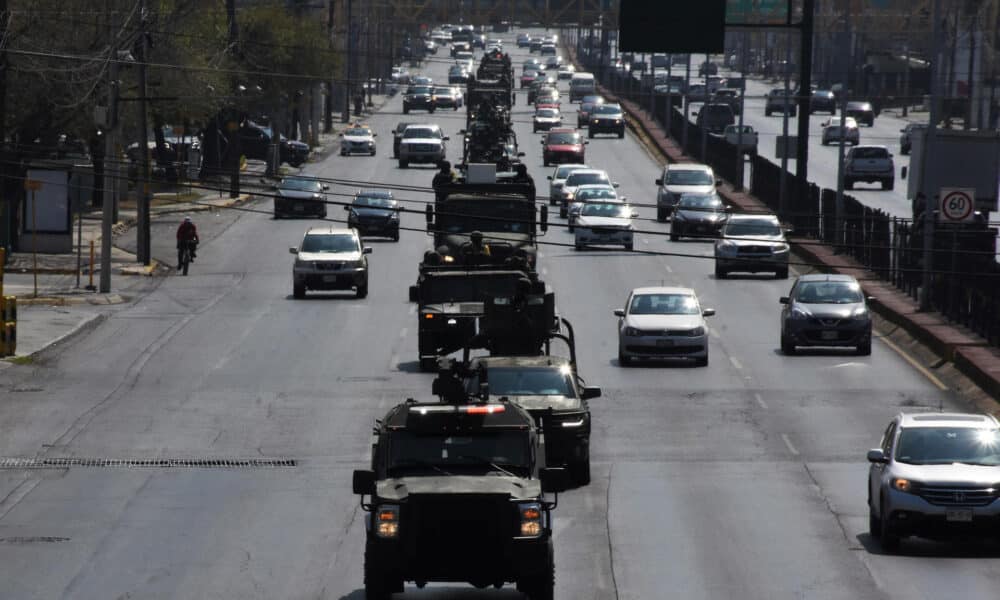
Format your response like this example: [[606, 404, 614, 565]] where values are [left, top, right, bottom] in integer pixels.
[[565, 46, 1000, 403]]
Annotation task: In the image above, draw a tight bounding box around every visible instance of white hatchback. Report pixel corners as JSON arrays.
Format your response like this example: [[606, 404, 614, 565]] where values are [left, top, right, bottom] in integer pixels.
[[614, 287, 715, 366]]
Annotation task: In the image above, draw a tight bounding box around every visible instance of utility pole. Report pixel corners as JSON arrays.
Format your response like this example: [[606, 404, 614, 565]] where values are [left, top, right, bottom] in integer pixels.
[[919, 0, 944, 312], [325, 0, 334, 133], [778, 32, 792, 219], [834, 3, 852, 252], [100, 0, 118, 292], [795, 0, 815, 221], [227, 0, 240, 199], [343, 0, 353, 124], [136, 0, 151, 265]]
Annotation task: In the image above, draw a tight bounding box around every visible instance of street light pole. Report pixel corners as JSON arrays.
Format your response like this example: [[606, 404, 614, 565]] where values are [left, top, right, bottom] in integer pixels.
[[919, 0, 944, 312]]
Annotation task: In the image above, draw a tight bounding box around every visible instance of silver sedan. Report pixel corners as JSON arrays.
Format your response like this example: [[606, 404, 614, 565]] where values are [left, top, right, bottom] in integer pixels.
[[614, 287, 715, 366]]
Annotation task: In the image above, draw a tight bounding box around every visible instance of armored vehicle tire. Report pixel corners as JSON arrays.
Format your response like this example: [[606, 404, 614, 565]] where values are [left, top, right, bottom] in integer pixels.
[[656, 208, 667, 222], [293, 283, 306, 299], [364, 547, 397, 600], [571, 455, 591, 486], [518, 542, 555, 600]]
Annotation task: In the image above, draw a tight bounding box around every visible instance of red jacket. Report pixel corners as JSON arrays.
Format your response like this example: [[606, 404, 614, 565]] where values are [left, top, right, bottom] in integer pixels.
[[176, 221, 199, 242]]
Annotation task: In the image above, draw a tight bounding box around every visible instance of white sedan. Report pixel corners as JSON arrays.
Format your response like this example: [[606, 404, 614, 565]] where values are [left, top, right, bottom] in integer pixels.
[[340, 125, 377, 156], [574, 202, 636, 251], [614, 287, 715, 366]]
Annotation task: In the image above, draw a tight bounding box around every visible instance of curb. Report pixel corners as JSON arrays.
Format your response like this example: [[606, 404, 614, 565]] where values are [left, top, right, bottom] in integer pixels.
[[15, 293, 127, 307], [5, 312, 107, 363]]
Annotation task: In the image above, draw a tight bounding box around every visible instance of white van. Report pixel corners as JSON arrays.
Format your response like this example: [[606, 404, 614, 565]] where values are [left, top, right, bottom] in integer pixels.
[[569, 72, 596, 102]]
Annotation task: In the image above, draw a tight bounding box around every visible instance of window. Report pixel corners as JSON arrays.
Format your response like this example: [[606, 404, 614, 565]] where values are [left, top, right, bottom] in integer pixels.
[[666, 169, 714, 186], [403, 127, 439, 139], [301, 234, 359, 253], [629, 293, 700, 316], [793, 281, 864, 304], [279, 178, 322, 192], [895, 427, 1000, 465], [724, 219, 780, 237], [485, 367, 575, 397]]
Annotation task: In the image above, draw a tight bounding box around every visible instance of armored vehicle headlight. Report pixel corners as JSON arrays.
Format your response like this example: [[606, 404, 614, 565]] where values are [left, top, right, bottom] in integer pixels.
[[376, 505, 400, 538], [519, 502, 543, 537]]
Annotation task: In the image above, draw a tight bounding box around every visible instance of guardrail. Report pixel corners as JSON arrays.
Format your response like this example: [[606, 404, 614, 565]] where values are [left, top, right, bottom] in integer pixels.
[[576, 45, 1000, 348]]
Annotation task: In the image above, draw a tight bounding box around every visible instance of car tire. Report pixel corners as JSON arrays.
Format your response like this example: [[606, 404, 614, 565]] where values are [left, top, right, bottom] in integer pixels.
[[356, 283, 368, 299], [830, 108, 837, 115], [391, 230, 400, 242], [340, 150, 347, 156], [293, 283, 305, 299], [657, 208, 667, 222], [574, 243, 583, 251], [844, 178, 853, 190], [568, 224, 574, 232], [880, 498, 901, 553], [618, 129, 625, 139], [559, 207, 567, 219], [399, 160, 408, 168], [453, 105, 458, 111], [776, 267, 789, 279], [869, 504, 882, 540], [765, 108, 772, 116], [670, 232, 679, 242], [624, 242, 633, 251], [781, 334, 795, 355], [857, 338, 872, 356], [588, 130, 595, 139], [533, 126, 538, 133], [822, 138, 828, 146], [429, 107, 436, 113], [715, 264, 727, 278], [402, 105, 409, 114], [695, 354, 708, 367], [370, 149, 376, 156], [883, 179, 894, 191]]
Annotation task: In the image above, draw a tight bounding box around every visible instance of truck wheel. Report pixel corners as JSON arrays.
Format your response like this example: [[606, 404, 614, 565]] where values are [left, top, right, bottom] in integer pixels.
[[656, 208, 667, 222], [571, 450, 591, 486], [364, 547, 394, 600], [525, 542, 556, 600]]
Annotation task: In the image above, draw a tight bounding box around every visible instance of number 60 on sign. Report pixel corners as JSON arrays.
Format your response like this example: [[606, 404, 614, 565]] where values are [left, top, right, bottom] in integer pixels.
[[939, 188, 976, 223]]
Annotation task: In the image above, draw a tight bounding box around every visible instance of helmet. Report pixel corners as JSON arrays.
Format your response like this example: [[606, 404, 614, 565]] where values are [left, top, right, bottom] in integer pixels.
[[438, 160, 451, 171], [183, 216, 192, 223], [470, 231, 483, 244]]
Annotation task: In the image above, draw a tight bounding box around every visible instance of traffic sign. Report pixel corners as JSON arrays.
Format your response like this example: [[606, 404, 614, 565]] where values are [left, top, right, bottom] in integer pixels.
[[939, 188, 976, 223]]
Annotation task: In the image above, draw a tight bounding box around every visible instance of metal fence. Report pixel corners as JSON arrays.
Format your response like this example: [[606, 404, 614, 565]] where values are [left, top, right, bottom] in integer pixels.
[[576, 45, 1000, 348]]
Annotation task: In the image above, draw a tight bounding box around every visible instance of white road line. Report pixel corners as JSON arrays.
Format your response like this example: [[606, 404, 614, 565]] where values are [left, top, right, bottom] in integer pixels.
[[409, 304, 417, 315], [664, 264, 673, 273], [729, 355, 743, 370], [781, 434, 800, 456], [399, 328, 407, 339], [754, 393, 768, 409], [642, 238, 650, 245], [389, 354, 398, 369]]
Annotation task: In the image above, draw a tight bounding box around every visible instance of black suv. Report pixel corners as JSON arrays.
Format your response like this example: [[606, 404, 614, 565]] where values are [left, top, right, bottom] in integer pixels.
[[403, 85, 436, 114], [810, 89, 837, 114], [588, 104, 626, 138], [352, 398, 568, 600], [346, 190, 400, 241], [845, 101, 876, 126]]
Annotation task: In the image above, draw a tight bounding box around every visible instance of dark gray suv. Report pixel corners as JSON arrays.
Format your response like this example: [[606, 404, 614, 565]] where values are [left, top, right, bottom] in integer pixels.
[[779, 274, 872, 355]]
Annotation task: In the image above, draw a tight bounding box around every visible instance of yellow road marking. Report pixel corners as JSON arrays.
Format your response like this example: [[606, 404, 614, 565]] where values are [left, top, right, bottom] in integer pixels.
[[878, 334, 949, 391]]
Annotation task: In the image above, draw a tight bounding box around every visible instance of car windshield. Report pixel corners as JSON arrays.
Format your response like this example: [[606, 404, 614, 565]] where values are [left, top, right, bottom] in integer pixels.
[[388, 431, 529, 475], [895, 427, 1000, 466], [409, 86, 432, 95], [536, 109, 558, 118], [847, 102, 871, 110], [629, 293, 700, 315], [434, 87, 452, 95], [344, 128, 370, 136], [485, 367, 576, 397], [566, 173, 609, 186], [851, 147, 889, 159], [354, 196, 394, 208], [593, 105, 622, 115], [523, 70, 539, 78], [555, 165, 586, 178], [666, 170, 714, 185], [582, 96, 603, 104], [581, 203, 629, 218], [677, 194, 723, 210], [546, 133, 579, 145], [395, 123, 414, 133], [793, 281, 864, 304], [300, 234, 358, 253], [403, 127, 438, 139], [725, 219, 781, 237], [279, 178, 322, 192], [577, 188, 617, 201]]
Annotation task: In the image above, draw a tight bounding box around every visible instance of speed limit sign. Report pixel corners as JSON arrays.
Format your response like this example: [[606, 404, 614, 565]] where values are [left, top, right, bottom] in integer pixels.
[[939, 188, 976, 223]]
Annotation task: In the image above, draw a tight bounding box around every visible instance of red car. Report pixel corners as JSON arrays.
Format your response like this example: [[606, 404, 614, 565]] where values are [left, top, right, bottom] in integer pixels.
[[542, 128, 587, 166]]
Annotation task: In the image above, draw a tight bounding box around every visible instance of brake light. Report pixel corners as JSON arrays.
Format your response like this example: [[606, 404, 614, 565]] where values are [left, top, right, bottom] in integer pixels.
[[463, 405, 505, 414]]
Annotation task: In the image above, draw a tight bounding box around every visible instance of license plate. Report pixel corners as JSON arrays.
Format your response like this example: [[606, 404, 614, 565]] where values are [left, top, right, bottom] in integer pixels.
[[946, 509, 973, 522], [655, 339, 674, 347], [821, 330, 839, 340], [322, 275, 339, 283]]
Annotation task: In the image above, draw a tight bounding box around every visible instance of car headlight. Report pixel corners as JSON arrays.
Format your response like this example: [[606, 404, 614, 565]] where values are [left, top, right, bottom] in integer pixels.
[[688, 326, 705, 336], [624, 326, 642, 336], [673, 213, 686, 221], [592, 119, 599, 125], [772, 243, 790, 253], [790, 306, 811, 320], [375, 505, 400, 538], [851, 307, 870, 321], [388, 212, 399, 221], [615, 119, 621, 123], [892, 478, 920, 494], [716, 241, 737, 254], [519, 502, 543, 537]]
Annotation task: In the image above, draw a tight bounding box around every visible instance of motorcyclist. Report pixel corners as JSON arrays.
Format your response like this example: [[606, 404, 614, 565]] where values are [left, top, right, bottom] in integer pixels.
[[176, 216, 199, 269]]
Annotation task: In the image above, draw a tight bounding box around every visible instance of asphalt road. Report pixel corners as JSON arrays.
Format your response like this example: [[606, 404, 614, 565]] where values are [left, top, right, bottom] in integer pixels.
[[0, 28, 998, 600]]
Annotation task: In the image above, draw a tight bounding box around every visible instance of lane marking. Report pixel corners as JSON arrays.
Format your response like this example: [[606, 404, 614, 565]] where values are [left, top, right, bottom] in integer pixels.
[[754, 393, 768, 409], [389, 354, 399, 370], [729, 356, 743, 370], [781, 433, 800, 456], [642, 238, 649, 245], [878, 334, 949, 391], [399, 328, 407, 339], [409, 304, 417, 315], [664, 264, 673, 273]]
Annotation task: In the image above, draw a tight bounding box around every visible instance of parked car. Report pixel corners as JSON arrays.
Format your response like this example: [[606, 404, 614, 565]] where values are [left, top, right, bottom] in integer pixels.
[[541, 128, 586, 166], [290, 227, 371, 299], [780, 273, 872, 355], [670, 192, 730, 241], [899, 123, 926, 155], [714, 214, 789, 279], [844, 145, 894, 190], [274, 176, 328, 219], [614, 287, 715, 366], [811, 89, 837, 114], [574, 202, 636, 251], [346, 190, 400, 241], [821, 116, 860, 145], [845, 101, 876, 126], [764, 88, 797, 116], [339, 124, 377, 156], [867, 412, 1000, 552], [655, 163, 718, 222], [533, 106, 563, 132]]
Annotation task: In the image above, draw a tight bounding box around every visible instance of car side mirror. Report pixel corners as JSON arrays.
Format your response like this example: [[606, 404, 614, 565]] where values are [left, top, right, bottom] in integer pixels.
[[339, 133, 344, 137], [715, 179, 723, 186], [352, 469, 376, 495], [289, 247, 299, 254], [373, 133, 378, 137], [363, 247, 373, 254], [779, 296, 789, 304], [702, 308, 716, 317], [655, 178, 663, 186], [613, 308, 625, 317], [322, 184, 330, 191], [631, 211, 639, 218], [581, 386, 601, 400], [540, 467, 570, 493], [517, 152, 526, 158], [343, 205, 351, 211], [612, 182, 620, 188], [866, 449, 888, 464], [546, 175, 552, 180], [409, 285, 419, 302]]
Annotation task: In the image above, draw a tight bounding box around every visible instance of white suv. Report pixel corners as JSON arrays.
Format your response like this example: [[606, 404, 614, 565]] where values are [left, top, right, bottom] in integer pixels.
[[290, 227, 372, 299], [868, 412, 1000, 552], [654, 163, 718, 222], [398, 124, 449, 168], [844, 145, 894, 191]]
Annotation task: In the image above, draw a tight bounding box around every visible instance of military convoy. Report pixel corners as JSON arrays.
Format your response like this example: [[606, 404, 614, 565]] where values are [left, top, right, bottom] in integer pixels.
[[353, 43, 599, 600]]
